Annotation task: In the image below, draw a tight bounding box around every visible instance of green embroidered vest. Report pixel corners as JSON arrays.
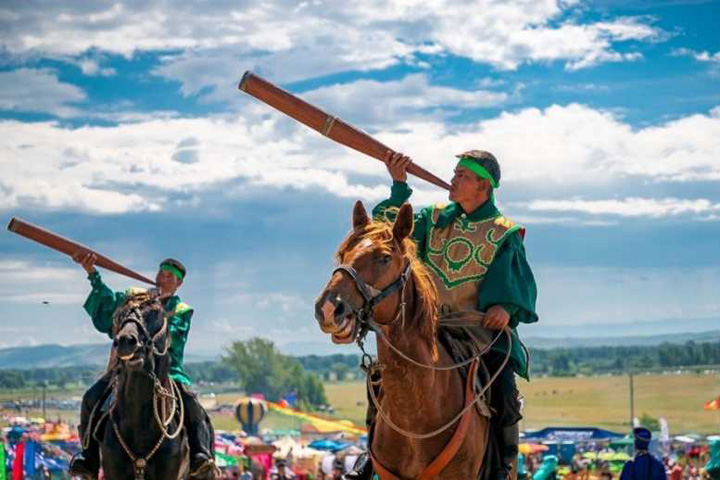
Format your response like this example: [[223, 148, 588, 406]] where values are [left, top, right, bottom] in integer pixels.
[[423, 206, 522, 314]]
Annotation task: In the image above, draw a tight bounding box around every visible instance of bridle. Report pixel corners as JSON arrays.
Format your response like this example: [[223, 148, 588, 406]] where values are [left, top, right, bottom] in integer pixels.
[[113, 295, 170, 359], [333, 255, 512, 442], [104, 294, 183, 480], [332, 262, 412, 325]]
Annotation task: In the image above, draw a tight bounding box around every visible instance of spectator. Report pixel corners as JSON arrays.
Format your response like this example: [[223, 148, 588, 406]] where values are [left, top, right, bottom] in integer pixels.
[[270, 458, 295, 480], [620, 428, 667, 480]]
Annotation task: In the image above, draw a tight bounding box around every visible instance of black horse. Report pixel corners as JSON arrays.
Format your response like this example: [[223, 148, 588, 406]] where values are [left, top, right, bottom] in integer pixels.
[[97, 292, 190, 480]]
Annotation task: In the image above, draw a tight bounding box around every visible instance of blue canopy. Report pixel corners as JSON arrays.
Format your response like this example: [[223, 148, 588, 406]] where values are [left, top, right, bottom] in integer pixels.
[[523, 427, 623, 442], [308, 439, 352, 452]]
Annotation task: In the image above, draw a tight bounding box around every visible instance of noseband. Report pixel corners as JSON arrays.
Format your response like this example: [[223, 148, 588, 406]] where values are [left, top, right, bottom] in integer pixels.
[[114, 295, 170, 357], [333, 262, 411, 324]]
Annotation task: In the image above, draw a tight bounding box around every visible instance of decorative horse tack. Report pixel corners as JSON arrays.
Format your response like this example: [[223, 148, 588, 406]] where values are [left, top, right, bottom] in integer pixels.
[[317, 203, 512, 479], [344, 256, 511, 479], [100, 293, 188, 479]]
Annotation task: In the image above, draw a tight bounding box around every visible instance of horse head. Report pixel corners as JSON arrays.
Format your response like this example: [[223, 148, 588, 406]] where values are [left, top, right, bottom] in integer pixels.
[[315, 201, 438, 353], [112, 292, 170, 377]]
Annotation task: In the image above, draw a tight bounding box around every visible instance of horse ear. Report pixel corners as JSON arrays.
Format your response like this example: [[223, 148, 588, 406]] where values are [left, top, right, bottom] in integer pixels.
[[353, 200, 370, 229], [393, 203, 414, 244]]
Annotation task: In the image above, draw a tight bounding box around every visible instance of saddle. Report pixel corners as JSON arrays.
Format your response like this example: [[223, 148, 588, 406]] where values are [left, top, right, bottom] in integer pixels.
[[436, 323, 494, 418]]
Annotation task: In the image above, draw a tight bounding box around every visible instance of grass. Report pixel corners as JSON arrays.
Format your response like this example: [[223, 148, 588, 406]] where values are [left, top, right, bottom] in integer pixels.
[[322, 372, 720, 435], [2, 372, 719, 434]]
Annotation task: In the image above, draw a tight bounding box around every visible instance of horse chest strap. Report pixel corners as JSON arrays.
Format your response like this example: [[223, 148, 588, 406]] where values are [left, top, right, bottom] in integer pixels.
[[134, 459, 147, 479]]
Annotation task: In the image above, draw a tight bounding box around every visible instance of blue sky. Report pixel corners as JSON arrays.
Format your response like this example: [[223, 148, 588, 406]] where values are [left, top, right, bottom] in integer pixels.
[[0, 0, 719, 355]]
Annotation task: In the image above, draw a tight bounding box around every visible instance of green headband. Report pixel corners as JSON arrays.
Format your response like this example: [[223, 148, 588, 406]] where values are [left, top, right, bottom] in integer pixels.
[[160, 263, 184, 280], [457, 158, 498, 188]]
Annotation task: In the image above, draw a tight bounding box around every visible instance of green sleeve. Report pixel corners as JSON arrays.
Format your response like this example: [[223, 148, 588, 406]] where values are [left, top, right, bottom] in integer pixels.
[[372, 181, 413, 219], [83, 272, 126, 338], [372, 181, 431, 257], [478, 232, 538, 328], [479, 232, 538, 380], [168, 308, 193, 385]]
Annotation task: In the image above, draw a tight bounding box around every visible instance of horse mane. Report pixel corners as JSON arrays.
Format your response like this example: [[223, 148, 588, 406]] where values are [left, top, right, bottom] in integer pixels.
[[336, 220, 439, 361]]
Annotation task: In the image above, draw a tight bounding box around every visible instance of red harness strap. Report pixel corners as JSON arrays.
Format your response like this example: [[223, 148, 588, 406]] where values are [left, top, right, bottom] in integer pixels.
[[370, 359, 480, 480]]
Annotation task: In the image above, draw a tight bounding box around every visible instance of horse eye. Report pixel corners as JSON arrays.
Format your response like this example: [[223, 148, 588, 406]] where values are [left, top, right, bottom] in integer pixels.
[[379, 255, 392, 265]]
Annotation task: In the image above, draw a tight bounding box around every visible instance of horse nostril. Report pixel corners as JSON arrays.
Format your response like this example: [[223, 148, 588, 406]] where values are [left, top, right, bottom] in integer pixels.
[[334, 302, 345, 317], [118, 335, 138, 353]]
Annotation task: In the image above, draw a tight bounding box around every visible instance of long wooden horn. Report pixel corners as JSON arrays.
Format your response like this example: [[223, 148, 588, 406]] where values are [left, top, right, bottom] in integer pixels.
[[7, 218, 156, 286], [239, 71, 451, 190]]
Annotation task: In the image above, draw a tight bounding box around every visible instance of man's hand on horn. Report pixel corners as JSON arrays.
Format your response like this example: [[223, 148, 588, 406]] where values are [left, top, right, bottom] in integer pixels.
[[73, 251, 97, 275], [384, 151, 412, 182]]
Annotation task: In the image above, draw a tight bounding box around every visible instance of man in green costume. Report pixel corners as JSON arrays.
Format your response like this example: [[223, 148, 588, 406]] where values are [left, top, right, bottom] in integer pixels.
[[346, 150, 538, 480], [68, 254, 216, 479]]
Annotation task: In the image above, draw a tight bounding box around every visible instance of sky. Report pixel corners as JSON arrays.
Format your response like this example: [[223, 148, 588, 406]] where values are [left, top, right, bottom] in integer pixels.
[[0, 0, 719, 356]]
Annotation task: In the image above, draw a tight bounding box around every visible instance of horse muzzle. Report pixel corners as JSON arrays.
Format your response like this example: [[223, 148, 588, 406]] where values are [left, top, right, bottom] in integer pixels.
[[115, 333, 143, 365], [314, 293, 358, 344]]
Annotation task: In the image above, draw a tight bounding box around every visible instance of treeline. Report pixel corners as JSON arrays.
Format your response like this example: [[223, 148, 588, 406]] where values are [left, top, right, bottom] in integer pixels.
[[1, 339, 718, 392], [0, 365, 102, 389], [529, 340, 720, 376]]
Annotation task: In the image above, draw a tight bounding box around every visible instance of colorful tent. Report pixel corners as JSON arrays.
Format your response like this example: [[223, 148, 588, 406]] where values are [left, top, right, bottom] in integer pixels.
[[519, 443, 549, 454], [215, 452, 238, 468], [523, 427, 623, 441], [267, 401, 366, 436]]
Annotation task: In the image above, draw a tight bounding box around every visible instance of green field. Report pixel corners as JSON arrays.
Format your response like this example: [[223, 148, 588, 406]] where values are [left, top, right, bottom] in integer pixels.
[[322, 372, 720, 435], [2, 372, 719, 434]]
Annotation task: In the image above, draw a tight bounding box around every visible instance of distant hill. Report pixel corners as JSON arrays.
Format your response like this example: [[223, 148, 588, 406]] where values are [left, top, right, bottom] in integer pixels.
[[0, 343, 217, 370], [523, 329, 720, 349], [278, 329, 720, 356], [0, 329, 718, 370]]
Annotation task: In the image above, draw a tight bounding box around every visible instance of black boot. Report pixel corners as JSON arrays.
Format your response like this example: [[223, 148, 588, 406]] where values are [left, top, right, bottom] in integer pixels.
[[344, 453, 373, 480], [495, 423, 519, 480], [179, 384, 218, 479], [69, 378, 109, 479]]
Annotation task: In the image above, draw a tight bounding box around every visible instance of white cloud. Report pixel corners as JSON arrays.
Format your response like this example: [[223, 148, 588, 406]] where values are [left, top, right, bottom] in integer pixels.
[[301, 74, 508, 126], [672, 48, 720, 64], [2, 102, 718, 215], [77, 58, 117, 76], [0, 68, 85, 117], [0, 1, 662, 104], [521, 197, 720, 218]]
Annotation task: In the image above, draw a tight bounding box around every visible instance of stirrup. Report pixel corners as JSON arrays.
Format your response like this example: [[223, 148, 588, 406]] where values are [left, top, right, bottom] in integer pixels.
[[189, 457, 219, 479], [344, 453, 373, 480], [69, 453, 99, 480]]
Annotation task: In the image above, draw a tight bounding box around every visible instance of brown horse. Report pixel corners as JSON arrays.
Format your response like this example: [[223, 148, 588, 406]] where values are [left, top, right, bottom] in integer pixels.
[[315, 201, 489, 480]]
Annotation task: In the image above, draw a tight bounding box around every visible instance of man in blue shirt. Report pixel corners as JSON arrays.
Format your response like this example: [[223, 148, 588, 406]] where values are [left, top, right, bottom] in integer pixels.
[[620, 427, 667, 480]]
